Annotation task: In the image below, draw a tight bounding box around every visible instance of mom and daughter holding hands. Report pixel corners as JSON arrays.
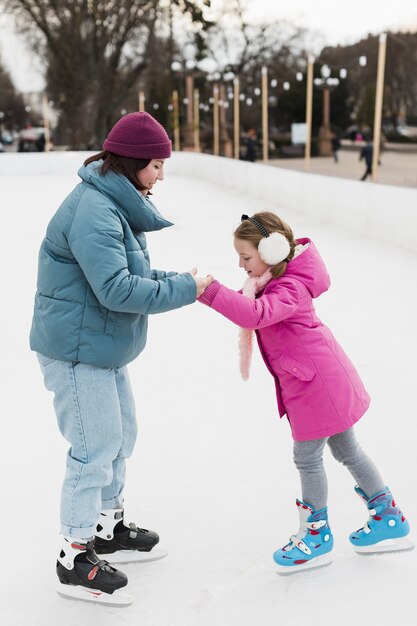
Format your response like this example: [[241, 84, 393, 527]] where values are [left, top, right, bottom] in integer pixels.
[[30, 112, 412, 605]]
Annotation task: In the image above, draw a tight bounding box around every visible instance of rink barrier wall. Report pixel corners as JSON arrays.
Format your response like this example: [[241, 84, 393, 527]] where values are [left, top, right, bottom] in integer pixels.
[[2, 151, 416, 254], [169, 152, 417, 255]]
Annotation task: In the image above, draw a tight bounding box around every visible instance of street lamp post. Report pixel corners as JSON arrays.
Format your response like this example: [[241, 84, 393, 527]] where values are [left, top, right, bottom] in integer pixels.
[[233, 77, 240, 159], [315, 65, 340, 156], [171, 61, 195, 151], [305, 54, 315, 170], [207, 68, 234, 157]]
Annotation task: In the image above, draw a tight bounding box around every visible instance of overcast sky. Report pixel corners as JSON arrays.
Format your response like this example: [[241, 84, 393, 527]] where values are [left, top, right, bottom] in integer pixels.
[[1, 0, 417, 93], [233, 0, 417, 43]]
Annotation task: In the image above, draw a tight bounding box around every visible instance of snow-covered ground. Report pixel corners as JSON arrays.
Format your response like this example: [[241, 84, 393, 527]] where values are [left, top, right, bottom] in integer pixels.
[[1, 154, 416, 626]]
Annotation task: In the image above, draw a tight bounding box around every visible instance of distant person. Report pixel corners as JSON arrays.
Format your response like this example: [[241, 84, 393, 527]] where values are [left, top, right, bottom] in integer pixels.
[[359, 139, 373, 181], [378, 133, 386, 166], [36, 132, 46, 152], [331, 133, 341, 163], [241, 128, 257, 162], [198, 211, 413, 574], [30, 112, 213, 605]]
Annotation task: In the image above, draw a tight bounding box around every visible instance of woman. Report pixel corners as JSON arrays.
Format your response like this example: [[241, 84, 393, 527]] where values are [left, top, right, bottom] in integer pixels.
[[30, 112, 212, 605]]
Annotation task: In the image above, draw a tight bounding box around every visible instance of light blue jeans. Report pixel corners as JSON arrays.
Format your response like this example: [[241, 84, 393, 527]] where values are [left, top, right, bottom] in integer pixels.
[[37, 353, 137, 538]]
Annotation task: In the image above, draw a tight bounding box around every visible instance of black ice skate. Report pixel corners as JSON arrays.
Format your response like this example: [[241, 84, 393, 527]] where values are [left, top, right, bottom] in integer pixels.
[[94, 507, 168, 564], [56, 536, 133, 606]]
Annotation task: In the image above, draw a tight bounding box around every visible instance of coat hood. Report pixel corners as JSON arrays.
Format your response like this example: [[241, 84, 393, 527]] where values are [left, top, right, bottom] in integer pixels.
[[284, 238, 330, 298], [77, 160, 173, 233]]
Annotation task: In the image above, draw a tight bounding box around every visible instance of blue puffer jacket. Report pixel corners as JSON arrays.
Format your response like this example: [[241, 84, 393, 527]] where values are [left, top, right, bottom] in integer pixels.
[[30, 160, 196, 367]]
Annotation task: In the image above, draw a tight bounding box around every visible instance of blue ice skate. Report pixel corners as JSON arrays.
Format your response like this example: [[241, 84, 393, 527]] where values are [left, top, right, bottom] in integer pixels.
[[349, 486, 414, 554], [273, 499, 334, 574]]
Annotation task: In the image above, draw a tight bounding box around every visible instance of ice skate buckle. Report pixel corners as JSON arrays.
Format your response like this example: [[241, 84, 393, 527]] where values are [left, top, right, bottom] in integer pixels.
[[288, 536, 311, 555]]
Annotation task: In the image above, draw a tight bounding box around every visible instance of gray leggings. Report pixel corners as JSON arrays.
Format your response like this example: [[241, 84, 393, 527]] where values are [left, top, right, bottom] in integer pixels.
[[293, 427, 385, 511]]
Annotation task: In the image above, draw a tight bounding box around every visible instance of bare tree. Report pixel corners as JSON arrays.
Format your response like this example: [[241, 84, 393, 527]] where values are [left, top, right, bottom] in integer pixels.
[[3, 0, 212, 147], [201, 1, 310, 138], [0, 57, 27, 130], [204, 0, 306, 74], [321, 32, 417, 131]]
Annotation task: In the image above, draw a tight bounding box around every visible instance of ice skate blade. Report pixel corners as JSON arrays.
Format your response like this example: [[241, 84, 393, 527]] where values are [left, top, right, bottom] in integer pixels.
[[275, 554, 333, 576], [56, 583, 133, 606], [353, 536, 414, 555], [100, 547, 168, 564]]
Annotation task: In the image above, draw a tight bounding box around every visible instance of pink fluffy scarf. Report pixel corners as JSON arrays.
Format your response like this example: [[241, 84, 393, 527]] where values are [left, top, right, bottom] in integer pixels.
[[239, 269, 273, 380]]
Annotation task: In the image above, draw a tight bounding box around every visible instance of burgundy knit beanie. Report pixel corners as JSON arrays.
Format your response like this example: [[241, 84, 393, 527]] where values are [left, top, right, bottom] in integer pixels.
[[103, 112, 172, 159]]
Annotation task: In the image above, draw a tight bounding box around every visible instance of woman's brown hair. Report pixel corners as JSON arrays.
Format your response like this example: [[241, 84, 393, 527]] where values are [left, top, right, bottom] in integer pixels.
[[83, 151, 150, 191], [234, 211, 296, 278]]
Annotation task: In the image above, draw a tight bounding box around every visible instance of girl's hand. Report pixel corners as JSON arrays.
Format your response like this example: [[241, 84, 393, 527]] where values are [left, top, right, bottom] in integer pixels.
[[187, 268, 215, 297]]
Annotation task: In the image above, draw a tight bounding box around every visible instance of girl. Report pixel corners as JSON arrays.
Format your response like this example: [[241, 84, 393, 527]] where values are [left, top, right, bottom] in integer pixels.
[[199, 211, 413, 573], [30, 112, 212, 604]]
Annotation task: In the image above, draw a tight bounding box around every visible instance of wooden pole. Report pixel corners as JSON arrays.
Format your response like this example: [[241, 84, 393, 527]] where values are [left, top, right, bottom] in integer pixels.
[[233, 77, 240, 159], [42, 94, 51, 152], [172, 90, 180, 151], [213, 84, 219, 156], [193, 88, 200, 152], [219, 84, 232, 157], [184, 74, 194, 149], [372, 33, 387, 182], [305, 54, 314, 171], [261, 66, 268, 163], [138, 91, 145, 112]]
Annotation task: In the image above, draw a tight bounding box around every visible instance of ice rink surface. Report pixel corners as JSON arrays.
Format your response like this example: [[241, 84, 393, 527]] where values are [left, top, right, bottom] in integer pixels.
[[1, 155, 416, 625]]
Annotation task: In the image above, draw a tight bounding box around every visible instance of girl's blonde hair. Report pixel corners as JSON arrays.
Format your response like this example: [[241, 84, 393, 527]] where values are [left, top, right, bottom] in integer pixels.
[[234, 212, 296, 278]]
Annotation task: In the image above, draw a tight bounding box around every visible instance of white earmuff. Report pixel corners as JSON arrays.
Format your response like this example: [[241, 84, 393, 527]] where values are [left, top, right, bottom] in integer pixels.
[[258, 232, 291, 265]]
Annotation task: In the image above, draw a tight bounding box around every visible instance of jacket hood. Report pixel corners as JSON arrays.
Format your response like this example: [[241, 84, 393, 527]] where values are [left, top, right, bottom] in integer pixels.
[[284, 238, 330, 298], [77, 160, 173, 232]]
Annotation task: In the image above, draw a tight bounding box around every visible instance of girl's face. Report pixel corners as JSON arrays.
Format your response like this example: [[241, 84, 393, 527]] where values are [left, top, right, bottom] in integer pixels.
[[137, 159, 165, 195], [234, 237, 269, 278]]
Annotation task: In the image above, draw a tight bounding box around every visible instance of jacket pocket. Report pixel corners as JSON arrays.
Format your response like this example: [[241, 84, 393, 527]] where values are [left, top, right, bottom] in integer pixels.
[[104, 311, 116, 335], [279, 354, 316, 382]]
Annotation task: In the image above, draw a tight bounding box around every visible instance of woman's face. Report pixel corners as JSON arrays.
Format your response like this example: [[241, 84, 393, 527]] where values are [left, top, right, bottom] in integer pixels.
[[234, 237, 269, 278], [137, 159, 165, 195]]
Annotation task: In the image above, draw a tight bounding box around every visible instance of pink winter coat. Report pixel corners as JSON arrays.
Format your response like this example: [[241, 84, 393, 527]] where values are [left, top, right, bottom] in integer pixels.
[[199, 238, 370, 441]]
